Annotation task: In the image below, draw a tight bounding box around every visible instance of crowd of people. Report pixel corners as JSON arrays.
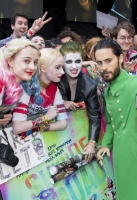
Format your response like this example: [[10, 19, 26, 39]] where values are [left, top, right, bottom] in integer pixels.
[[0, 10, 137, 200]]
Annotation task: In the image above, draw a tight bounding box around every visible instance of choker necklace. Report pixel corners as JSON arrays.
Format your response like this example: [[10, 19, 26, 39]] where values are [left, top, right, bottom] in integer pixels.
[[40, 79, 50, 88]]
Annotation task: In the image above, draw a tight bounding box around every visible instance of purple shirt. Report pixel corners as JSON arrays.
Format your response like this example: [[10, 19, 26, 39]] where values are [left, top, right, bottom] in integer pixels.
[[0, 35, 13, 48]]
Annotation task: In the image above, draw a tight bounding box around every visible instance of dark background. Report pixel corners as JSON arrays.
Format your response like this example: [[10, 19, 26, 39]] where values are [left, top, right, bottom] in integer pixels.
[[0, 0, 43, 19], [0, 0, 137, 41], [66, 0, 97, 23]]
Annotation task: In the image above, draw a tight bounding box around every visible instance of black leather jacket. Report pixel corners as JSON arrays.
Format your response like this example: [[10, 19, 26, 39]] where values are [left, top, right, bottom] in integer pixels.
[[57, 71, 101, 142]]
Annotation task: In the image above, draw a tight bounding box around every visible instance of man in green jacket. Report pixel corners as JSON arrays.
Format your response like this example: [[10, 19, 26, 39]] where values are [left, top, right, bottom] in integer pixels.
[[95, 38, 137, 200]]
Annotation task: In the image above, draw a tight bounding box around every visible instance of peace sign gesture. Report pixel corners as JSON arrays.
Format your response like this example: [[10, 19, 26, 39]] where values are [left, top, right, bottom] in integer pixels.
[[30, 11, 52, 34]]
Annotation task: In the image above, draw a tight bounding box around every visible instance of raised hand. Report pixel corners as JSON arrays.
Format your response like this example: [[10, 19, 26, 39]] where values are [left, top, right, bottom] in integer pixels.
[[30, 11, 52, 34], [102, 25, 111, 38]]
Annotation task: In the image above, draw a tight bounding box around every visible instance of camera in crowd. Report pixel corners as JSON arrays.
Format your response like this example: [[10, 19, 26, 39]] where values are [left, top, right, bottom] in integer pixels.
[[0, 142, 19, 167], [0, 121, 19, 167]]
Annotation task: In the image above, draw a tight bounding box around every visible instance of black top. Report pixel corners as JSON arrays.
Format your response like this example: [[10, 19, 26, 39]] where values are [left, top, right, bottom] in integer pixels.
[[58, 71, 101, 142]]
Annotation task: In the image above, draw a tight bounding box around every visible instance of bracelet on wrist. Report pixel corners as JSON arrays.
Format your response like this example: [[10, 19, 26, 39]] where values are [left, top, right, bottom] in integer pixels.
[[35, 115, 49, 125], [32, 121, 36, 128], [89, 140, 96, 143], [88, 140, 96, 147], [32, 115, 49, 129], [40, 123, 50, 132], [28, 29, 34, 36]]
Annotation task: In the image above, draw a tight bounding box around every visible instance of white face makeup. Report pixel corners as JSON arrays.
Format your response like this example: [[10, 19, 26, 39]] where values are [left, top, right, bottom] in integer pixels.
[[64, 53, 82, 78]]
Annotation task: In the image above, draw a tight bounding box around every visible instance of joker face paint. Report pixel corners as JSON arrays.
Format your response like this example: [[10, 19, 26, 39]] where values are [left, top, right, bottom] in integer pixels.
[[32, 138, 44, 155], [64, 52, 82, 78]]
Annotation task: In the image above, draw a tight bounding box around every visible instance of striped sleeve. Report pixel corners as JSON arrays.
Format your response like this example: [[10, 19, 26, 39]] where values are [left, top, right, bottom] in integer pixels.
[[54, 87, 68, 120], [12, 91, 30, 121]]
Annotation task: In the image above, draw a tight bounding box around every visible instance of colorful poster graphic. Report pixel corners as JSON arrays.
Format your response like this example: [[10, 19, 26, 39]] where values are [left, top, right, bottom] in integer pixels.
[[0, 110, 115, 200], [0, 128, 48, 184]]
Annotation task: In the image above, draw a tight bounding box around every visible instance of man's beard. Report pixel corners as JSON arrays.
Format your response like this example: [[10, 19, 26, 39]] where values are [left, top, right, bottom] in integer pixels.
[[101, 63, 121, 83]]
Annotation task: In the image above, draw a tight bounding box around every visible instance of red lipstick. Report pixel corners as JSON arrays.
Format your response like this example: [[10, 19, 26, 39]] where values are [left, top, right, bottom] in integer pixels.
[[26, 71, 33, 76]]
